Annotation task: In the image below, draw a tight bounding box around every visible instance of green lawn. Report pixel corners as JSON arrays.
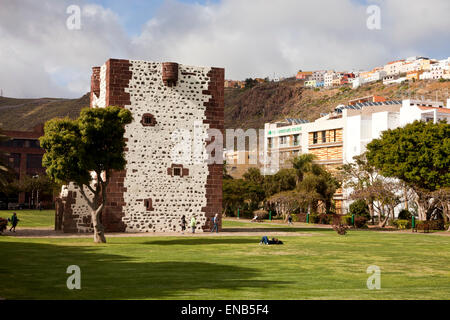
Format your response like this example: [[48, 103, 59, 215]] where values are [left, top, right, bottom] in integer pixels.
[[1, 229, 449, 300], [0, 210, 54, 228]]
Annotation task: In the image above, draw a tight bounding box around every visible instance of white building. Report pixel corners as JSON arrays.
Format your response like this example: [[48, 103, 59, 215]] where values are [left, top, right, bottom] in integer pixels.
[[383, 60, 405, 76], [263, 96, 450, 214]]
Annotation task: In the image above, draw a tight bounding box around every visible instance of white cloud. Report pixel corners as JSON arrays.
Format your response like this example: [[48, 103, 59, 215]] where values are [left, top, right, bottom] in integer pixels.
[[0, 0, 449, 98]]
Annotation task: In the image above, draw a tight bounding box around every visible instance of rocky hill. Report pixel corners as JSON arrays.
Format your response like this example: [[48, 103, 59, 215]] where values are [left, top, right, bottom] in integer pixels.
[[225, 79, 450, 129], [1, 80, 448, 131]]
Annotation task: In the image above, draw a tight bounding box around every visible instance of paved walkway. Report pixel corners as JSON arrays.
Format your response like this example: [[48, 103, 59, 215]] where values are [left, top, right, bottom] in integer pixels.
[[1, 224, 449, 238], [0, 226, 317, 238]]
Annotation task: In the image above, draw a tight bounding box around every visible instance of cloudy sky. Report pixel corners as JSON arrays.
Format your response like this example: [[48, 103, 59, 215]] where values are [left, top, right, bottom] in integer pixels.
[[0, 0, 449, 98]]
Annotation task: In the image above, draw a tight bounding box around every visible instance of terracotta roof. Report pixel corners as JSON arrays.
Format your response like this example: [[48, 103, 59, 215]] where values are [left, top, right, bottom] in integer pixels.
[[419, 106, 450, 114]]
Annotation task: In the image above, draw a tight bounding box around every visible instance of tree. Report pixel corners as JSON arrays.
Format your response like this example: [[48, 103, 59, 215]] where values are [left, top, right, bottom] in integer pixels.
[[19, 175, 58, 208], [243, 167, 264, 185], [223, 178, 264, 217], [340, 153, 381, 223], [291, 153, 317, 184], [366, 121, 450, 220], [40, 106, 132, 243], [0, 128, 12, 188]]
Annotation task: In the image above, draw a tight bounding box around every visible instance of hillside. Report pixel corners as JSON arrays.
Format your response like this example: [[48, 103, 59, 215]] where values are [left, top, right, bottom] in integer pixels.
[[0, 94, 89, 130], [225, 79, 450, 129], [1, 80, 449, 131]]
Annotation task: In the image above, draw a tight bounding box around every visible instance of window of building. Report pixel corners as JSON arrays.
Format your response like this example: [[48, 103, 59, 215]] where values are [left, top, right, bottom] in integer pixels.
[[268, 138, 272, 149], [26, 154, 43, 169], [293, 134, 300, 146], [321, 131, 326, 143], [144, 198, 154, 211], [313, 132, 318, 144], [10, 153, 21, 168], [280, 136, 287, 145], [173, 167, 182, 176], [141, 113, 157, 126], [333, 129, 337, 142]]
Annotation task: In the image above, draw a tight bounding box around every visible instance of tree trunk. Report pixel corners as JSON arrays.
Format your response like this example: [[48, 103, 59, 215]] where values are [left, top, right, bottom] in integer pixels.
[[92, 207, 106, 243], [368, 201, 375, 225]]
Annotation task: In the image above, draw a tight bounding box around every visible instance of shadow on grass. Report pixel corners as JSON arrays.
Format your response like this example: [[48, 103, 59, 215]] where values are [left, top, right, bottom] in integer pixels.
[[143, 238, 257, 245], [0, 240, 286, 299], [223, 227, 335, 233]]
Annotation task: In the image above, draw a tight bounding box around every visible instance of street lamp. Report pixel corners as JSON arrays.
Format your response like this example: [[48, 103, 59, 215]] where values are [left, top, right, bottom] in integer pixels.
[[32, 174, 39, 210]]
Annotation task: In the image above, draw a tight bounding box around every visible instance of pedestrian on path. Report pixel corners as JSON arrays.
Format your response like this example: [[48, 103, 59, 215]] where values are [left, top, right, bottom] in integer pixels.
[[180, 215, 186, 234], [9, 212, 19, 232], [190, 216, 196, 233], [211, 213, 219, 233], [287, 214, 293, 226]]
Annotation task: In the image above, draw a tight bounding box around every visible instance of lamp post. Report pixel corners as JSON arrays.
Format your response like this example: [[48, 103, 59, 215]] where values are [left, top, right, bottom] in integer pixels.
[[32, 174, 39, 210]]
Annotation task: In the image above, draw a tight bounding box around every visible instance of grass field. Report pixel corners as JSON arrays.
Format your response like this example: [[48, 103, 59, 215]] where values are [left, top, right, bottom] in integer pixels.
[[1, 227, 449, 300], [0, 210, 54, 228]]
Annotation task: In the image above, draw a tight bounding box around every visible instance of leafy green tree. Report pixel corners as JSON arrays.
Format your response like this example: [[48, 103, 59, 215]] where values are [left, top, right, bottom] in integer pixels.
[[349, 199, 370, 219], [40, 106, 132, 243], [366, 120, 450, 220], [263, 168, 297, 197], [291, 153, 317, 184], [223, 178, 264, 217], [243, 167, 264, 185]]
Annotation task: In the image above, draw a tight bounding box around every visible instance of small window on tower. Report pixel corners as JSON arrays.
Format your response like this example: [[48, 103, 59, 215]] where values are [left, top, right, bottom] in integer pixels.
[[173, 167, 182, 176], [144, 115, 152, 124], [141, 113, 157, 126]]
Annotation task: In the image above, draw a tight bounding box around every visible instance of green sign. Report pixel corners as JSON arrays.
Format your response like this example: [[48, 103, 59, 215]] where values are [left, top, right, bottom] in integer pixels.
[[268, 126, 302, 136]]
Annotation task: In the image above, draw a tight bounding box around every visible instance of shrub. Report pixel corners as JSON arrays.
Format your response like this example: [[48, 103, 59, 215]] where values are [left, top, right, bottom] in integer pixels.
[[0, 218, 7, 233], [309, 213, 319, 224], [341, 215, 352, 225], [295, 213, 307, 223], [393, 219, 411, 229], [445, 222, 450, 231], [349, 200, 370, 219], [332, 223, 348, 235], [416, 220, 445, 231], [398, 209, 412, 220], [354, 216, 368, 228]]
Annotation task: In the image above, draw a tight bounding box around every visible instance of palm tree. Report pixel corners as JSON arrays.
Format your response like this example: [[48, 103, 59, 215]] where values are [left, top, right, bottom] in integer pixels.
[[291, 153, 317, 185]]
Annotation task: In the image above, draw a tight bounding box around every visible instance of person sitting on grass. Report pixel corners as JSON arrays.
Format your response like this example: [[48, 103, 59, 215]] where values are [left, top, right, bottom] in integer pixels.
[[9, 212, 19, 232]]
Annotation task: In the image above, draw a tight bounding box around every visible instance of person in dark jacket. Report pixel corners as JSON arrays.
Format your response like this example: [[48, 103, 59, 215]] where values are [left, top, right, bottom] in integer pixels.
[[211, 213, 219, 233], [9, 212, 19, 232], [181, 215, 186, 234]]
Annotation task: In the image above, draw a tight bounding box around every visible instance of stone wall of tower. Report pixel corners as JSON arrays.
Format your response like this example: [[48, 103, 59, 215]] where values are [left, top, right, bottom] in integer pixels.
[[58, 59, 224, 233]]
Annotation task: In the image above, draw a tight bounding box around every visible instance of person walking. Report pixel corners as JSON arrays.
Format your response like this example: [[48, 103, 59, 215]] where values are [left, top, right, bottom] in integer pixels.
[[9, 212, 19, 232], [180, 215, 186, 234], [190, 216, 196, 233], [211, 213, 219, 233], [287, 213, 293, 226]]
